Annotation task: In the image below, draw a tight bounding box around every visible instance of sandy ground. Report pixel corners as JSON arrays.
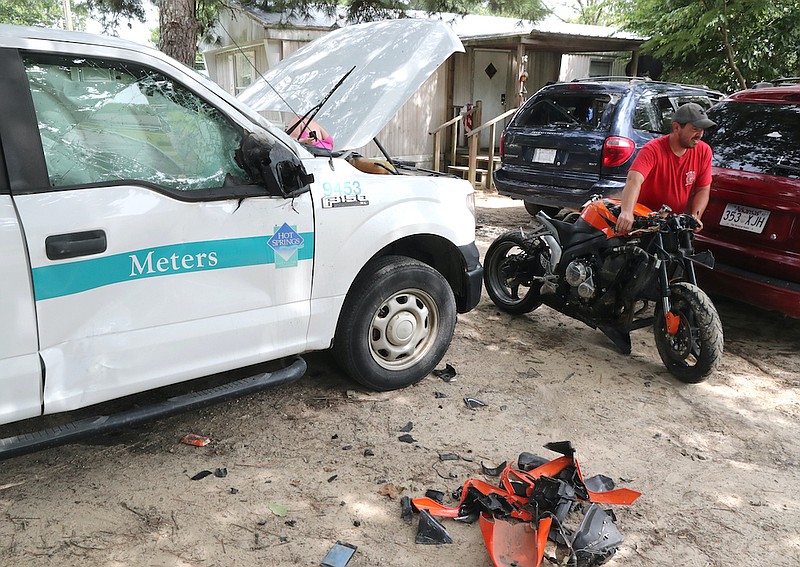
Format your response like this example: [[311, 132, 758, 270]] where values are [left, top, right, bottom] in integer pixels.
[[2, 191, 799, 567]]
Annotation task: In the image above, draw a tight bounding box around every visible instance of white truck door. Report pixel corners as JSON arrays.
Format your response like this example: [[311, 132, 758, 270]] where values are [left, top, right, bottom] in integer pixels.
[[6, 50, 313, 414], [0, 195, 42, 425]]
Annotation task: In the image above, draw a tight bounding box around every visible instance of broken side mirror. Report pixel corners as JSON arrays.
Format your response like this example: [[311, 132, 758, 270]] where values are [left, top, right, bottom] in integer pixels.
[[235, 131, 314, 198]]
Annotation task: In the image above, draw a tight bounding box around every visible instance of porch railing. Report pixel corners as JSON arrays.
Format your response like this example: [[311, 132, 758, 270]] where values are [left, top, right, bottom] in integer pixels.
[[429, 101, 482, 173], [465, 107, 518, 188]]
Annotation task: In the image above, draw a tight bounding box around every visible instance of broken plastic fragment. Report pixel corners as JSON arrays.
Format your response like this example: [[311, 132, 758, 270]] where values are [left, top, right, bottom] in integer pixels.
[[214, 467, 228, 478], [399, 421, 414, 432], [180, 433, 210, 447], [415, 509, 453, 544], [464, 397, 487, 409], [518, 452, 549, 471], [424, 489, 445, 503], [480, 460, 508, 477], [190, 470, 212, 481], [364, 448, 375, 457], [432, 363, 457, 382], [434, 391, 449, 398], [320, 541, 357, 567], [400, 496, 414, 524], [570, 504, 624, 566], [584, 474, 616, 493], [398, 434, 416, 443], [439, 453, 460, 461]]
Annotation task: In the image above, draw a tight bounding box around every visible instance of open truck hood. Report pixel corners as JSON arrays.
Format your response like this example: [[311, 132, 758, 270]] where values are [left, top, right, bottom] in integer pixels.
[[237, 18, 464, 151]]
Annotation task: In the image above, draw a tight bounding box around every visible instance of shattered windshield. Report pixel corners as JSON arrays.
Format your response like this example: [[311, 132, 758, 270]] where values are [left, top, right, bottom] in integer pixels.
[[24, 53, 251, 191]]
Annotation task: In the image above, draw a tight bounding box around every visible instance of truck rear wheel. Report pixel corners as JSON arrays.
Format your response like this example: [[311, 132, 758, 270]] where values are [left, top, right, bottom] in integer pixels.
[[333, 256, 456, 391]]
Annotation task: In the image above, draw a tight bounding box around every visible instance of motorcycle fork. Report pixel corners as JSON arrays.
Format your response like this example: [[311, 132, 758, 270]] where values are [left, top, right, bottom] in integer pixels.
[[655, 233, 681, 335]]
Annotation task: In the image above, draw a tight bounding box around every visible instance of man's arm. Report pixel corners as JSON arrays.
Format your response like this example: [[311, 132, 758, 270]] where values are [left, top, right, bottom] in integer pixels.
[[686, 184, 710, 231], [615, 169, 645, 233]]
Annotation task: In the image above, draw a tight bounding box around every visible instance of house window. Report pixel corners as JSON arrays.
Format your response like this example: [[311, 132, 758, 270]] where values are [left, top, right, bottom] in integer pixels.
[[589, 59, 612, 77], [233, 50, 255, 94]]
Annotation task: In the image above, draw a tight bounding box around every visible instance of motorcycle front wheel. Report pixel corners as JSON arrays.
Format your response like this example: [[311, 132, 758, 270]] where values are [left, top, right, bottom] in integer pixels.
[[483, 230, 544, 315], [654, 282, 723, 383]]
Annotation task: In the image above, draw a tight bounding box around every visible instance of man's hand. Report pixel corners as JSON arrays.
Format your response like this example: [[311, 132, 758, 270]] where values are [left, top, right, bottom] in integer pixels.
[[615, 210, 635, 233], [692, 215, 704, 232]]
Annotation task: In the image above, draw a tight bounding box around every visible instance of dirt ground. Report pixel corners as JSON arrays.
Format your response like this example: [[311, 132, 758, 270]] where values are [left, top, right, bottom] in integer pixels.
[[2, 191, 799, 567]]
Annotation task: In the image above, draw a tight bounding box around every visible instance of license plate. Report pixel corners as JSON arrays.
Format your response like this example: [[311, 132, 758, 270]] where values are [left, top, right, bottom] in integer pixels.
[[532, 148, 557, 164], [719, 203, 770, 234]]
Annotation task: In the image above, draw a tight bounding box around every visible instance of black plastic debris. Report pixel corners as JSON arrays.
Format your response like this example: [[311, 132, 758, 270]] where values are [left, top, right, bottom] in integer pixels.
[[584, 474, 616, 493], [424, 489, 445, 503], [433, 391, 449, 398], [439, 453, 459, 461], [399, 421, 414, 432], [190, 470, 213, 481], [327, 474, 338, 483], [398, 434, 416, 443], [518, 452, 549, 471], [400, 496, 414, 524], [480, 460, 508, 477], [363, 448, 375, 457], [230, 488, 239, 495], [432, 363, 457, 382], [214, 467, 228, 478], [415, 509, 453, 544], [463, 397, 487, 409], [320, 541, 357, 567], [341, 445, 353, 451], [285, 519, 297, 527], [571, 504, 624, 566]]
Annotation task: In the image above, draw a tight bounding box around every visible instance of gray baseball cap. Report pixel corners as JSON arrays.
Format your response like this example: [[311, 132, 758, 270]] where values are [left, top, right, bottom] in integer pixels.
[[672, 103, 716, 129]]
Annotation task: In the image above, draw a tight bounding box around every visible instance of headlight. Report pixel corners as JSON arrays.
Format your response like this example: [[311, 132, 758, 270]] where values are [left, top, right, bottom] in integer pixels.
[[466, 192, 476, 219]]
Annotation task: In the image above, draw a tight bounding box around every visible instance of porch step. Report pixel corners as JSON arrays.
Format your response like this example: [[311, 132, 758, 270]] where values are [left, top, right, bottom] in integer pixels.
[[448, 165, 488, 180]]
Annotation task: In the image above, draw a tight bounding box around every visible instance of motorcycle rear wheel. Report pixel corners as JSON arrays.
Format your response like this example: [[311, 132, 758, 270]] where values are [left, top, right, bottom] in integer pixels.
[[483, 231, 544, 315], [654, 282, 723, 383]]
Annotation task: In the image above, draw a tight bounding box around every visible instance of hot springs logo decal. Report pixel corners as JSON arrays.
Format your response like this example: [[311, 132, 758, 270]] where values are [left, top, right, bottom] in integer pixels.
[[267, 223, 305, 269]]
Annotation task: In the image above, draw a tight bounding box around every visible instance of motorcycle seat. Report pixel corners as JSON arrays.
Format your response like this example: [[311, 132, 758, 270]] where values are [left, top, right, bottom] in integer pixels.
[[544, 217, 603, 248]]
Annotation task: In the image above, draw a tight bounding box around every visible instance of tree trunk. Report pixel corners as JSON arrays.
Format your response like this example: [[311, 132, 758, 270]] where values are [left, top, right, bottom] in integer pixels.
[[158, 0, 199, 68]]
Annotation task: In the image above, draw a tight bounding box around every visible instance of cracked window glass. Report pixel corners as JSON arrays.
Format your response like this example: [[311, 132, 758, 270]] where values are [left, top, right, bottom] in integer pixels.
[[24, 53, 252, 191]]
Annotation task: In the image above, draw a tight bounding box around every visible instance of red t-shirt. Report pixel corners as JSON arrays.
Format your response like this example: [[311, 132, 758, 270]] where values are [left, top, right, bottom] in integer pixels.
[[630, 136, 712, 214]]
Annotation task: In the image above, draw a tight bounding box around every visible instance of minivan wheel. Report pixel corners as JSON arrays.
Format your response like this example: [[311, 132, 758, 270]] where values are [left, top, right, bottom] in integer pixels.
[[523, 202, 561, 217]]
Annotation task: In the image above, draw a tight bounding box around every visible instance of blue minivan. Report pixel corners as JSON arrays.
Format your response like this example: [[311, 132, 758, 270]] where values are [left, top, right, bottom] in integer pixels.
[[494, 78, 722, 215]]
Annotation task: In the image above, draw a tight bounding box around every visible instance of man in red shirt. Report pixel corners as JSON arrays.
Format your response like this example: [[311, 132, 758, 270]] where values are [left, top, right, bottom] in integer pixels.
[[615, 103, 716, 233]]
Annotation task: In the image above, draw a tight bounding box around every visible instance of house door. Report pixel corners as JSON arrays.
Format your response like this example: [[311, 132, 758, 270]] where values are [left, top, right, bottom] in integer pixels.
[[473, 50, 509, 148]]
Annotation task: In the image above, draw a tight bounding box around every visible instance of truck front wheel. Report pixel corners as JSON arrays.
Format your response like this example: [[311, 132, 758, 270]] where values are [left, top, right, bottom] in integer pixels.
[[333, 256, 457, 391]]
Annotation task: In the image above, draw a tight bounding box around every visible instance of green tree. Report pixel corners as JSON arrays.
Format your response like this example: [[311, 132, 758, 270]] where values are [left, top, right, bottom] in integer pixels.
[[618, 0, 800, 92], [71, 0, 550, 69], [0, 0, 70, 27], [242, 0, 549, 24], [563, 0, 620, 26]]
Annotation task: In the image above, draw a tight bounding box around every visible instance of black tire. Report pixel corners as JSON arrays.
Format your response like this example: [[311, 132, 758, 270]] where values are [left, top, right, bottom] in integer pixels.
[[483, 231, 544, 315], [523, 202, 561, 217], [333, 256, 456, 391], [654, 282, 723, 383]]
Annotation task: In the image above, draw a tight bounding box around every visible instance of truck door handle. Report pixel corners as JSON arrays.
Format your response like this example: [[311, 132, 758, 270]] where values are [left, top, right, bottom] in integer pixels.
[[45, 230, 107, 260]]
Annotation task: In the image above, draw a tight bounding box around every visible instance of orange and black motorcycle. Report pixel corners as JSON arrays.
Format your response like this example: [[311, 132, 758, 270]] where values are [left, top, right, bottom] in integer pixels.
[[483, 197, 723, 383]]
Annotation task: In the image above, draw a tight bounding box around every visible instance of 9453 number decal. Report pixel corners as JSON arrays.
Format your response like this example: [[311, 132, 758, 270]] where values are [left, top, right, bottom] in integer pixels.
[[321, 181, 369, 208]]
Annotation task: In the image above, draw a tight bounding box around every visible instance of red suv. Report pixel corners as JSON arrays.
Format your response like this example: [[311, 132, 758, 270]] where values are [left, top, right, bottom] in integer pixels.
[[696, 78, 800, 317]]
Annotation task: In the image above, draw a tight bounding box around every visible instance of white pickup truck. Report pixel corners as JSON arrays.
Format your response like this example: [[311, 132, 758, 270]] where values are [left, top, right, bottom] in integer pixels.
[[0, 23, 482, 457]]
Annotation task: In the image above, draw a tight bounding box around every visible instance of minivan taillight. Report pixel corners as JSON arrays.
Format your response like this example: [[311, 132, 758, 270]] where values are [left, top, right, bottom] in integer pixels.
[[499, 130, 505, 159], [602, 137, 635, 167]]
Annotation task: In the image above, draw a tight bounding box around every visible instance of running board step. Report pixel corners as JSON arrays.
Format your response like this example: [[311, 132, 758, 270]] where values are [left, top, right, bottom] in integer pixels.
[[0, 356, 307, 460]]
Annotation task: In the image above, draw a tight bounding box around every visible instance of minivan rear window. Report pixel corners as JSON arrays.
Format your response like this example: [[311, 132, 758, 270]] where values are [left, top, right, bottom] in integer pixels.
[[513, 94, 613, 131], [705, 101, 800, 178]]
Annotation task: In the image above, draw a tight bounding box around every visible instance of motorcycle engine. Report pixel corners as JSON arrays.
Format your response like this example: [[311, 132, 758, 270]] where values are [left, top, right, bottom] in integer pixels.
[[565, 259, 596, 300]]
